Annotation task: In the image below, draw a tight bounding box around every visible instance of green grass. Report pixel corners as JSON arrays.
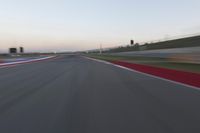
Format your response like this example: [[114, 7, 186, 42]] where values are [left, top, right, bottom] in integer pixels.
[[86, 54, 200, 73], [87, 54, 165, 62]]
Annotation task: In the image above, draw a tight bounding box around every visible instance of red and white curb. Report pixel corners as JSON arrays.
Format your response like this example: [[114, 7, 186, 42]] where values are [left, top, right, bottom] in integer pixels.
[[83, 56, 200, 90], [0, 56, 57, 68]]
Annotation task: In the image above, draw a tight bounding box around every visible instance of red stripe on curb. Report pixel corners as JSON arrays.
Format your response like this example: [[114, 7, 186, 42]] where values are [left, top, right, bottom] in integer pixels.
[[111, 61, 200, 88]]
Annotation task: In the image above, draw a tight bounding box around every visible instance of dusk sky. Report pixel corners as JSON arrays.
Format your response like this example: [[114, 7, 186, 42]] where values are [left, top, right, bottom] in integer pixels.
[[0, 0, 200, 53]]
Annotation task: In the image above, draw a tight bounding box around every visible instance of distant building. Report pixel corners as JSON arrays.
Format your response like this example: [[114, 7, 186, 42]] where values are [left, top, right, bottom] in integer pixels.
[[9, 48, 17, 54], [130, 40, 134, 45], [20, 47, 24, 53]]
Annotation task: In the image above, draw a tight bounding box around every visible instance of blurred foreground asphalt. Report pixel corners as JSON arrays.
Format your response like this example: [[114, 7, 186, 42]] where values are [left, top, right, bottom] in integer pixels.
[[0, 55, 200, 133]]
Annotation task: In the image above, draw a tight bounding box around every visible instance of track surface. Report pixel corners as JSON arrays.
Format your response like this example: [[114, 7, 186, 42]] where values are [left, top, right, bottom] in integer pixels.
[[0, 55, 200, 133]]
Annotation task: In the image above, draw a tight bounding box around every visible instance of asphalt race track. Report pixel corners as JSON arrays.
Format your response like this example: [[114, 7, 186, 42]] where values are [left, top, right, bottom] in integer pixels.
[[0, 55, 200, 133]]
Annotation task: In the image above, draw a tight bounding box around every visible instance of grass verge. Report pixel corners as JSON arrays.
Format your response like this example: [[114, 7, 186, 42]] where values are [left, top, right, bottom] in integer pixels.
[[85, 54, 200, 73]]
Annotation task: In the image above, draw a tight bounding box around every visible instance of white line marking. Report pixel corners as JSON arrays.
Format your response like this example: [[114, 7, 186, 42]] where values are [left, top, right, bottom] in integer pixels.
[[83, 56, 200, 90], [0, 56, 56, 68]]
